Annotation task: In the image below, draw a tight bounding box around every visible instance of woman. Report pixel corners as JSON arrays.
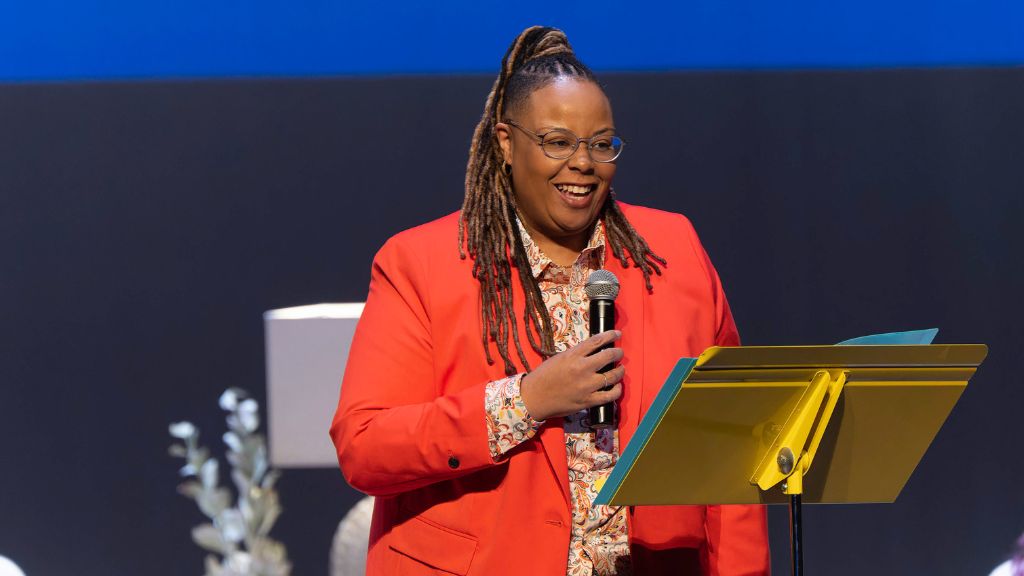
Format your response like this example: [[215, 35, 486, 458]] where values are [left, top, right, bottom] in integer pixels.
[[330, 26, 769, 576]]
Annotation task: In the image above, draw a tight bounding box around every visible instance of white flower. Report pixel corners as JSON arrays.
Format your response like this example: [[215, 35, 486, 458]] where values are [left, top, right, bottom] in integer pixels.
[[222, 432, 242, 453], [237, 399, 259, 432], [169, 421, 196, 439], [200, 459, 219, 491]]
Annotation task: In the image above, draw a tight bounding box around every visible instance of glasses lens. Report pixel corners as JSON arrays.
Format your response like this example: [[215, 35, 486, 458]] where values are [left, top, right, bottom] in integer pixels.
[[589, 136, 623, 162], [541, 131, 577, 159]]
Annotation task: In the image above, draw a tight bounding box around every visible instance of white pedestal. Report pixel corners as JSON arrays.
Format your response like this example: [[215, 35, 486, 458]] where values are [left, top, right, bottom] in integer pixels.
[[263, 303, 363, 468]]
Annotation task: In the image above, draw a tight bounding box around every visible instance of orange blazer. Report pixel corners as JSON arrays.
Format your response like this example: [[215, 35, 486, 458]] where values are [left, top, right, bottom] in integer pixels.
[[331, 203, 770, 576]]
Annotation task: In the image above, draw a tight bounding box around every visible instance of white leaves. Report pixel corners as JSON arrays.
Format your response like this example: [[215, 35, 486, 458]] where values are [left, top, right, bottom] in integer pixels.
[[226, 398, 259, 436], [257, 542, 291, 576], [172, 388, 290, 576], [218, 510, 246, 543], [192, 523, 226, 554], [177, 480, 202, 499], [169, 421, 197, 439], [204, 553, 223, 576], [261, 469, 280, 492], [236, 399, 259, 433], [231, 470, 249, 497], [219, 388, 247, 411], [251, 444, 267, 485], [257, 501, 282, 539], [197, 487, 231, 519], [200, 459, 219, 490], [227, 551, 253, 575], [223, 432, 242, 453]]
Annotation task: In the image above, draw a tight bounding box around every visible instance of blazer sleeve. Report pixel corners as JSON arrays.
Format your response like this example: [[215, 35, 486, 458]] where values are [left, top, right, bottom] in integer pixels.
[[329, 234, 497, 496]]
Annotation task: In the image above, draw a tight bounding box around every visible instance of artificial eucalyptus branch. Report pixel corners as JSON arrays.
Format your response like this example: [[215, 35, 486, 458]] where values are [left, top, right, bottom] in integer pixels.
[[169, 388, 291, 576]]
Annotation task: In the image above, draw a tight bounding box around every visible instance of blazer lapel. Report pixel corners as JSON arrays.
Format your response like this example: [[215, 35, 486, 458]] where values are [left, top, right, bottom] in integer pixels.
[[538, 419, 571, 510], [606, 248, 647, 450], [506, 228, 651, 511], [509, 268, 573, 511]]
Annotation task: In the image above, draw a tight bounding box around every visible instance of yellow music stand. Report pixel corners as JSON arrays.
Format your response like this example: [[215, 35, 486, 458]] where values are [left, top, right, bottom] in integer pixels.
[[594, 344, 988, 575]]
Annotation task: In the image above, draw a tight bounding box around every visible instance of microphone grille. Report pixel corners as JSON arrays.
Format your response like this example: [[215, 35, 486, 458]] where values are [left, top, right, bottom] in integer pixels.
[[585, 269, 620, 300]]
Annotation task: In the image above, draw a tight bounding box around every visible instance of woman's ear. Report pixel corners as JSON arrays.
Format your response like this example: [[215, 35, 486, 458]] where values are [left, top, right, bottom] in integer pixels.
[[495, 122, 513, 166]]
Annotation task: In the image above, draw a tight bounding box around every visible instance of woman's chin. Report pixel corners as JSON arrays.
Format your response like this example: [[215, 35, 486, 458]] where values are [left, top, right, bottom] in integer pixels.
[[548, 213, 600, 239]]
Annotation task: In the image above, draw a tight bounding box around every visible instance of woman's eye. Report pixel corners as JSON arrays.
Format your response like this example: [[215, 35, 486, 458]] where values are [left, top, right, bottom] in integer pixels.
[[546, 139, 572, 148]]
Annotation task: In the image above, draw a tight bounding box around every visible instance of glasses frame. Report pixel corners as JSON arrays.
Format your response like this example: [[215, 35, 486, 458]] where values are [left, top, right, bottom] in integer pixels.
[[503, 120, 627, 163]]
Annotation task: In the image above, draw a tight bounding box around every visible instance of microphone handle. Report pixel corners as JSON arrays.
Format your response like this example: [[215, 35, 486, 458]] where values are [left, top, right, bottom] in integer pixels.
[[588, 299, 616, 429]]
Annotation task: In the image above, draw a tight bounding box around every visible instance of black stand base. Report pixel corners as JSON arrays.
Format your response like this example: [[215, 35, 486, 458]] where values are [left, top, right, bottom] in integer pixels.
[[789, 493, 803, 576]]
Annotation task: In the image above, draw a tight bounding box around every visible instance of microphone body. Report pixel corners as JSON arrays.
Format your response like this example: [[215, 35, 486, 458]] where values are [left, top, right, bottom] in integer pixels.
[[585, 270, 620, 429]]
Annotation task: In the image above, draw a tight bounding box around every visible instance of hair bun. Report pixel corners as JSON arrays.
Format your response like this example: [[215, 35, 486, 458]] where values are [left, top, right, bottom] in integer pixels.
[[522, 27, 575, 62], [504, 27, 575, 75]]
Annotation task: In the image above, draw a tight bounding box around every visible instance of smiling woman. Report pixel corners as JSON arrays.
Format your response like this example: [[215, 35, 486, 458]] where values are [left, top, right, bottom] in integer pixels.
[[498, 82, 619, 263], [330, 26, 770, 576]]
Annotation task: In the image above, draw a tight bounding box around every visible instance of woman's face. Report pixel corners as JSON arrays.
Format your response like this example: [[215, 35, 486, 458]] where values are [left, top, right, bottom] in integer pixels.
[[497, 79, 617, 255]]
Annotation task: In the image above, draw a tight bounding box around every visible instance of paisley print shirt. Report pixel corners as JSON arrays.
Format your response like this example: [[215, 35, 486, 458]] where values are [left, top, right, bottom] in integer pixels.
[[484, 218, 632, 576]]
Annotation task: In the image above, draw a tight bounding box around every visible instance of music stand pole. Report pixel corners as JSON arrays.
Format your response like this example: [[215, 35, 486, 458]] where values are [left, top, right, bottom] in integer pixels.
[[790, 493, 803, 576]]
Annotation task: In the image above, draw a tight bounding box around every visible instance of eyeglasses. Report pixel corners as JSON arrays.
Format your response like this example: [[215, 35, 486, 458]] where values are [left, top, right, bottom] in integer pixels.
[[504, 120, 626, 163]]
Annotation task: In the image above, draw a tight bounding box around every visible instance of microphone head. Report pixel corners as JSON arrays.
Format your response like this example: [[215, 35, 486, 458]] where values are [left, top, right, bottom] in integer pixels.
[[585, 269, 620, 301]]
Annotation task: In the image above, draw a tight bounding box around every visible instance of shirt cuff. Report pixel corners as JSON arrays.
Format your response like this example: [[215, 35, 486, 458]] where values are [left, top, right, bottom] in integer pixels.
[[484, 373, 544, 461]]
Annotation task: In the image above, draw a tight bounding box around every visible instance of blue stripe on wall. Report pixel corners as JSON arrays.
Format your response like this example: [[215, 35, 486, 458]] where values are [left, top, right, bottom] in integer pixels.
[[2, 0, 1023, 81]]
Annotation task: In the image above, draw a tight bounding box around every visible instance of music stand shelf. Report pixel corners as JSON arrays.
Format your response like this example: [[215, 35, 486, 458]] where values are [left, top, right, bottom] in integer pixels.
[[595, 344, 987, 575]]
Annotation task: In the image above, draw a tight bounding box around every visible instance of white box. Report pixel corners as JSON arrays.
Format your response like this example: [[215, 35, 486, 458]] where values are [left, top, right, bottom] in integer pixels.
[[264, 303, 364, 467]]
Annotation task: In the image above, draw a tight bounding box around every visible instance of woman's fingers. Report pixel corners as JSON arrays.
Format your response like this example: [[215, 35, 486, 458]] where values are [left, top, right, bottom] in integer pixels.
[[590, 364, 625, 393], [591, 382, 623, 406], [521, 330, 627, 420], [584, 346, 624, 372], [577, 330, 621, 356]]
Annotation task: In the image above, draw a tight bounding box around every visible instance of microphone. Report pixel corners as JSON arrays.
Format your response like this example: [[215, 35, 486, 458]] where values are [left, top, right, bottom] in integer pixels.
[[585, 270, 620, 430]]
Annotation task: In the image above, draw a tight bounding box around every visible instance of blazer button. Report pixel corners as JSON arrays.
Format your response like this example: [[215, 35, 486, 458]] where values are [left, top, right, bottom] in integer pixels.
[[448, 456, 460, 469]]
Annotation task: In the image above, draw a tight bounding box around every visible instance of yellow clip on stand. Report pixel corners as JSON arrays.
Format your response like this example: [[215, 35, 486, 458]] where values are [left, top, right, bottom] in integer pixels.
[[594, 344, 988, 576]]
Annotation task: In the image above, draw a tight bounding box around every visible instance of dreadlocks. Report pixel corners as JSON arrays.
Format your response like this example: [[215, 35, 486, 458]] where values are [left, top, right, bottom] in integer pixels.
[[459, 26, 666, 376]]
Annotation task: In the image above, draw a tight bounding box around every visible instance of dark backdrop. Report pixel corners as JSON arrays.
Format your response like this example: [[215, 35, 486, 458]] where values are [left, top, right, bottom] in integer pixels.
[[1, 67, 1022, 575]]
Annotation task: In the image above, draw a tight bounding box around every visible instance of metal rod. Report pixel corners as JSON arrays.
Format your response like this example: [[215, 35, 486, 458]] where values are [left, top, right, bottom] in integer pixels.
[[790, 493, 803, 576]]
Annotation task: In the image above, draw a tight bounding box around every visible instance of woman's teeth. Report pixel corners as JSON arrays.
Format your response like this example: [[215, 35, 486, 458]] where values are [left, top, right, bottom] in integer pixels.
[[556, 184, 594, 196]]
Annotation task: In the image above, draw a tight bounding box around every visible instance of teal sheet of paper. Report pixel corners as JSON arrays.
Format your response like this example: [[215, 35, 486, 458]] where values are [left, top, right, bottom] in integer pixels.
[[836, 328, 938, 346]]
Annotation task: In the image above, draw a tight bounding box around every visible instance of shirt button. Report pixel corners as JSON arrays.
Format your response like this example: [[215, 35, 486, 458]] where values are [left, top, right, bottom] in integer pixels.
[[448, 456, 460, 469]]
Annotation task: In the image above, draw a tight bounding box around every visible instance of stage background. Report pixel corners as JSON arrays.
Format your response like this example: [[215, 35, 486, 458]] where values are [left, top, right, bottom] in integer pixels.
[[1, 2, 1022, 575]]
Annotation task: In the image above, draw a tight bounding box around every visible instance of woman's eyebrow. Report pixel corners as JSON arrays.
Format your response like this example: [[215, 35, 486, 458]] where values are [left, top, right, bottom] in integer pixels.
[[538, 125, 617, 135]]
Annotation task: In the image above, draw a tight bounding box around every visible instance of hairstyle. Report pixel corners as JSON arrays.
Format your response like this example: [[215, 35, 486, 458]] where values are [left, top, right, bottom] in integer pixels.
[[459, 26, 666, 376]]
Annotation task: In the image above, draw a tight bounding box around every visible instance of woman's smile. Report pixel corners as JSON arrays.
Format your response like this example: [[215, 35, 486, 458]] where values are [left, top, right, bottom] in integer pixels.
[[554, 181, 598, 208]]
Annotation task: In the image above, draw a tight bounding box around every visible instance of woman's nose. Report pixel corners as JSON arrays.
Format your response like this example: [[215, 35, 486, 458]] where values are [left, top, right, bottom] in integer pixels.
[[570, 142, 594, 171]]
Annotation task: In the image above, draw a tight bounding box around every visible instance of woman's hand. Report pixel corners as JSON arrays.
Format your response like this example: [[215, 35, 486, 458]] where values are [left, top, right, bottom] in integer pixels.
[[519, 330, 625, 422]]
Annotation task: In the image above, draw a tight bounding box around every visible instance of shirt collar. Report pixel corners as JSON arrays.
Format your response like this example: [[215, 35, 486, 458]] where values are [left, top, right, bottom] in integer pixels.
[[516, 216, 606, 279]]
